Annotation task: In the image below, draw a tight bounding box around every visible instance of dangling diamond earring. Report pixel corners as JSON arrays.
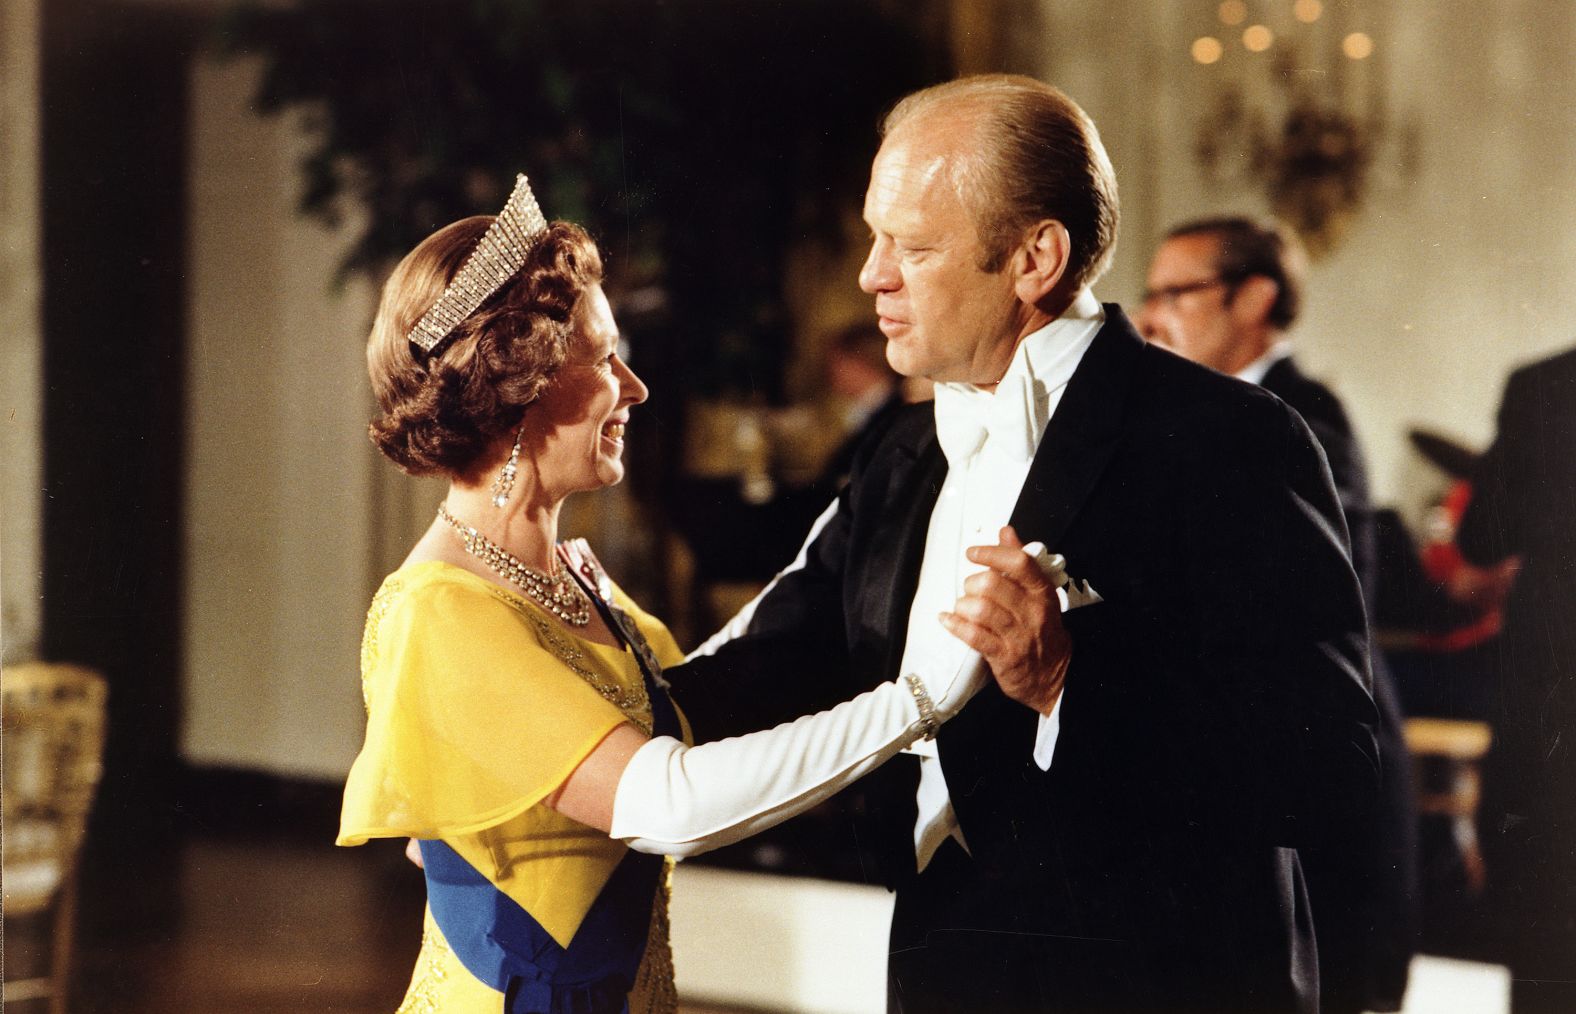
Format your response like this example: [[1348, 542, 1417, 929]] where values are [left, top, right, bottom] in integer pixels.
[[491, 428, 523, 508]]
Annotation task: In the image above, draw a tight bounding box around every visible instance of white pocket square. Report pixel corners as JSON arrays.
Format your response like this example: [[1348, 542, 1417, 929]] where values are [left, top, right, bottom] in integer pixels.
[[1023, 541, 1103, 612], [1057, 578, 1104, 612]]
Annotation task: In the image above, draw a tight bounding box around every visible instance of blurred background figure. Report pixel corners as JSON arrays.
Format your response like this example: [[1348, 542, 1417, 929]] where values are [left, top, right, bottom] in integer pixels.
[[672, 319, 927, 638], [1138, 215, 1417, 1014], [1369, 430, 1519, 956], [1455, 347, 1576, 1013], [817, 321, 911, 497], [1376, 430, 1519, 722]]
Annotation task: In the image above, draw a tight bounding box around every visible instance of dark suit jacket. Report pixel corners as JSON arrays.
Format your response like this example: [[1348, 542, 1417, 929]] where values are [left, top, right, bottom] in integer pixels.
[[1260, 357, 1417, 1013], [672, 309, 1380, 1013], [817, 387, 909, 499], [1456, 347, 1576, 982]]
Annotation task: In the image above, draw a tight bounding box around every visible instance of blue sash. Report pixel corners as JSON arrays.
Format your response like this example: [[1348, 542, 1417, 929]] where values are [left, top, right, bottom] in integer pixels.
[[423, 567, 683, 1014], [420, 840, 658, 1014]]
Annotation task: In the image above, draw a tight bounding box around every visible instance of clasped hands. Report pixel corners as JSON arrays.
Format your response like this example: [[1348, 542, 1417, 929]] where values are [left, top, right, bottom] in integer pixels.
[[939, 525, 1073, 717]]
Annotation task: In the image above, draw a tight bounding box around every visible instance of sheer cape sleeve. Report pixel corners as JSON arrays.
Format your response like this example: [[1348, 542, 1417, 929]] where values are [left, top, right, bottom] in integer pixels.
[[338, 566, 632, 846]]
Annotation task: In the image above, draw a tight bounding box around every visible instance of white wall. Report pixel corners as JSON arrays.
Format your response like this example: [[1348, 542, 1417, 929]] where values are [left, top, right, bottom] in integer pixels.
[[1310, 0, 1576, 511], [180, 56, 397, 779], [1031, 0, 1576, 516], [0, 0, 43, 665]]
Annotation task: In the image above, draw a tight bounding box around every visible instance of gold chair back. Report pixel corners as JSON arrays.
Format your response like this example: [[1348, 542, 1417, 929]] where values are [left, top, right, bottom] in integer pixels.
[[2, 661, 109, 1010]]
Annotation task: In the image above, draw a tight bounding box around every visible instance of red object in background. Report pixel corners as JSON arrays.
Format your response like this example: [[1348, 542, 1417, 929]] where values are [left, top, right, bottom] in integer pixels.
[[1416, 480, 1503, 652], [1420, 481, 1473, 583]]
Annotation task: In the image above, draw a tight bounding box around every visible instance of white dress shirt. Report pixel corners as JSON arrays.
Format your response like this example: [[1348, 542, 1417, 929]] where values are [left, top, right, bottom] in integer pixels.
[[1234, 339, 1293, 385], [902, 290, 1104, 871]]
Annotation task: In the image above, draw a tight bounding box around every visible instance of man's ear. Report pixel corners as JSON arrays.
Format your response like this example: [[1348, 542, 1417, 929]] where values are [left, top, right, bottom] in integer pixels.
[[1230, 275, 1279, 326], [1012, 220, 1072, 305]]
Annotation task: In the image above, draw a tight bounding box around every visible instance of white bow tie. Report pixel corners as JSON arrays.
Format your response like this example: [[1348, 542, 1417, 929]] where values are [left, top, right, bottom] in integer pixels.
[[933, 370, 1039, 467]]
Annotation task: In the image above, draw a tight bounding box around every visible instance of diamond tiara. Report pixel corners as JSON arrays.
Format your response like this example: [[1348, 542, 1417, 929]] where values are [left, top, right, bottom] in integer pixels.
[[407, 174, 550, 354]]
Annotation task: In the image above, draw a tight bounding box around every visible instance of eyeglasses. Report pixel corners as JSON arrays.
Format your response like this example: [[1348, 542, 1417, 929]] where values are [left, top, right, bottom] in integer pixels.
[[1140, 277, 1234, 309]]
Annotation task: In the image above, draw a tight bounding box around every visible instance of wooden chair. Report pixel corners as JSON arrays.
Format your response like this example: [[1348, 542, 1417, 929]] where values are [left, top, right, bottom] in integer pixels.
[[3, 663, 108, 1013], [1404, 716, 1493, 893]]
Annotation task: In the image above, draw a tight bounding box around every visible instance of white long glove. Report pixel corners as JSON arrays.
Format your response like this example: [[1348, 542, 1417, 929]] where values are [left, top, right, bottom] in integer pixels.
[[608, 542, 1072, 857], [609, 637, 987, 858]]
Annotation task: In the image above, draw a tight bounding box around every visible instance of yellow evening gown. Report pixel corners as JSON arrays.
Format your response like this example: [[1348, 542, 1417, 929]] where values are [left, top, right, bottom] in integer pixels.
[[339, 559, 689, 1014]]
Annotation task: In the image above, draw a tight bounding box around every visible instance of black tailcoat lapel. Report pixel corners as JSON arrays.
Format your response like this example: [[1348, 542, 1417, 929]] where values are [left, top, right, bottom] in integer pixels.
[[937, 307, 1145, 841], [1008, 306, 1143, 549], [843, 419, 947, 878], [872, 434, 949, 682]]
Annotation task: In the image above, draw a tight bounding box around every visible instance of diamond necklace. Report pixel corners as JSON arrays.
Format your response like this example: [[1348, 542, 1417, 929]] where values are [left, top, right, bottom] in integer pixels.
[[437, 504, 592, 626]]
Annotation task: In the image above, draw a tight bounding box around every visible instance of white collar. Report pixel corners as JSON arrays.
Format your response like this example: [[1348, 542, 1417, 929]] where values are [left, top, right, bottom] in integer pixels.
[[1234, 338, 1294, 386], [932, 289, 1105, 465]]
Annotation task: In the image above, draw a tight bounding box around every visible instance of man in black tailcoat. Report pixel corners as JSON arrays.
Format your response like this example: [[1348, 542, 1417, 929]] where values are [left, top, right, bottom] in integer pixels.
[[1137, 215, 1418, 1014], [672, 76, 1379, 1013], [1457, 346, 1576, 1013]]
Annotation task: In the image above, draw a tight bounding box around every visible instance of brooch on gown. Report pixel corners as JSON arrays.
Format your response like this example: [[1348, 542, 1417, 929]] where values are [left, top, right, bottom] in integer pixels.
[[559, 539, 670, 689]]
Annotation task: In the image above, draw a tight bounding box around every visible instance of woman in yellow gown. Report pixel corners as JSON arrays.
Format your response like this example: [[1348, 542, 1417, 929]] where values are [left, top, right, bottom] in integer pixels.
[[338, 175, 987, 1014]]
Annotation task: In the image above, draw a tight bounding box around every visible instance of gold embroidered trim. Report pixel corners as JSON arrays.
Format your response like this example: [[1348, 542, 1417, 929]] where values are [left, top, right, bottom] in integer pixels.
[[362, 571, 656, 734], [503, 589, 654, 736], [360, 574, 408, 713], [396, 922, 450, 1014], [629, 857, 679, 1014]]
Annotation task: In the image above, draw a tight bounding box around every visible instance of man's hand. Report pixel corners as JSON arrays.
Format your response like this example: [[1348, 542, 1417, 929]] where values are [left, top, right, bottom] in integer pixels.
[[406, 837, 425, 869], [940, 526, 1072, 715]]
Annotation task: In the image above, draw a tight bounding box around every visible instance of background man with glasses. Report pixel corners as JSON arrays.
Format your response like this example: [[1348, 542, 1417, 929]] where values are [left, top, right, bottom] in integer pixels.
[[1138, 215, 1418, 1014]]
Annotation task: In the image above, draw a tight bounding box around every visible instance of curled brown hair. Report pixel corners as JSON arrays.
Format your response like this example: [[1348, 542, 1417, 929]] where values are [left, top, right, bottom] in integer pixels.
[[367, 218, 603, 478]]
